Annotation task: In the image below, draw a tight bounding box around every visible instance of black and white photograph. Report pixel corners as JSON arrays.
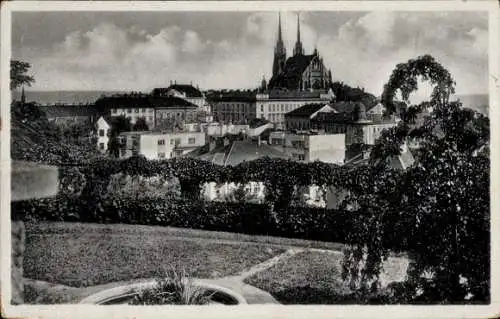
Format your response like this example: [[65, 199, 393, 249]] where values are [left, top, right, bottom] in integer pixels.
[[1, 1, 499, 318]]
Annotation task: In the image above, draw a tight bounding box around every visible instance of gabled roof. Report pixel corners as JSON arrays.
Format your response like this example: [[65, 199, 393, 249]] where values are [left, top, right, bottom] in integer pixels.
[[149, 96, 198, 109], [95, 95, 197, 109], [191, 139, 291, 167], [269, 54, 316, 90], [208, 91, 257, 102], [152, 84, 203, 98], [285, 103, 328, 117], [283, 54, 315, 77], [39, 105, 98, 118]]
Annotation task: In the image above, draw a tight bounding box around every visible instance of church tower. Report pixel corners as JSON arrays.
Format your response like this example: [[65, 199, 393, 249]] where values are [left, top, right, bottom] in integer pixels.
[[272, 13, 287, 78], [293, 13, 304, 56]]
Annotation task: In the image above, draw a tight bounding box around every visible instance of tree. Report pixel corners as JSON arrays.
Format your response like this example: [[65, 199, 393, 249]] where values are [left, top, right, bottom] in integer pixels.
[[133, 117, 149, 131], [342, 55, 490, 303], [108, 116, 132, 158], [11, 60, 35, 90]]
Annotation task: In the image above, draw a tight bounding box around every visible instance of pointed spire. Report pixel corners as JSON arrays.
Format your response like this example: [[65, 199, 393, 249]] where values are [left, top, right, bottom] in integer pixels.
[[293, 12, 304, 56], [278, 12, 282, 43], [297, 13, 301, 44]]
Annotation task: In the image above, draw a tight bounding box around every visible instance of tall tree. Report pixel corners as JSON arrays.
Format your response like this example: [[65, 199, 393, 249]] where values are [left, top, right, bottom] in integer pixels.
[[342, 55, 490, 303], [108, 116, 132, 158], [11, 60, 35, 90]]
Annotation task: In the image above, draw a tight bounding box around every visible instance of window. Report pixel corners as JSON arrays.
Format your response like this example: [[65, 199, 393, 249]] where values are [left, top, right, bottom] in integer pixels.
[[135, 109, 139, 113], [170, 139, 175, 145], [295, 154, 305, 161], [141, 108, 146, 113], [158, 139, 165, 145], [281, 105, 284, 112], [158, 152, 166, 158], [261, 105, 264, 112], [112, 108, 117, 114], [99, 129, 105, 137], [175, 138, 181, 145], [149, 116, 153, 122], [99, 143, 105, 150], [188, 137, 196, 144], [127, 109, 132, 113]]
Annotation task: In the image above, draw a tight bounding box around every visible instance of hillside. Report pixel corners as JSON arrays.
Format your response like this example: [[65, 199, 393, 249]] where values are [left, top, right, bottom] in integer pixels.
[[10, 102, 101, 165]]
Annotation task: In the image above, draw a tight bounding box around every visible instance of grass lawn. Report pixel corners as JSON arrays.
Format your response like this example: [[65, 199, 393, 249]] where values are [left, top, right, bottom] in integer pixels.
[[24, 222, 286, 288], [244, 251, 408, 304]]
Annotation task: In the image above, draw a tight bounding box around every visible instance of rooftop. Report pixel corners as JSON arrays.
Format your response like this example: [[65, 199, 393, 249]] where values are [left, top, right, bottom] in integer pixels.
[[190, 139, 291, 166], [95, 95, 197, 109], [152, 84, 203, 98], [285, 103, 329, 117], [39, 105, 98, 118]]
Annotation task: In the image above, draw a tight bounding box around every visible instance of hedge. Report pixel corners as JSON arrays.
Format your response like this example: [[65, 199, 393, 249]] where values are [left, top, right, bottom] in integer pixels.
[[12, 195, 357, 245]]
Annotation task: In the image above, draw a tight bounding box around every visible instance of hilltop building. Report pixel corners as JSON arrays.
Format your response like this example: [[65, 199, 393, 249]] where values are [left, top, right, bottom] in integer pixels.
[[151, 83, 210, 113], [267, 13, 333, 91]]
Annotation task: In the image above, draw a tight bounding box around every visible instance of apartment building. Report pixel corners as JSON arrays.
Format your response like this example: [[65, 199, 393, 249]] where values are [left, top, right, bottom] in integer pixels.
[[210, 89, 335, 128], [119, 131, 206, 160], [255, 89, 335, 129], [268, 131, 345, 164]]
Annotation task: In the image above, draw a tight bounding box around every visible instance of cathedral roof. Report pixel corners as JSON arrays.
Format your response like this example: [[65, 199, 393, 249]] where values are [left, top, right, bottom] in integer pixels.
[[283, 54, 315, 77]]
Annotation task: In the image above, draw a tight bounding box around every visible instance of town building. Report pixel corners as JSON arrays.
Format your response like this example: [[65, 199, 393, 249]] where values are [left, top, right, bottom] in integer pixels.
[[284, 102, 336, 130], [210, 89, 335, 129], [95, 93, 199, 130], [209, 91, 257, 124], [268, 130, 345, 164], [255, 90, 335, 129], [151, 83, 210, 113], [312, 101, 399, 149], [152, 96, 199, 129], [267, 14, 332, 91], [96, 116, 112, 153], [118, 130, 206, 160], [39, 104, 98, 126]]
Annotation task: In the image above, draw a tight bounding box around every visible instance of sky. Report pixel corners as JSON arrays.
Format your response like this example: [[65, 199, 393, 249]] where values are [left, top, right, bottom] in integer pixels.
[[11, 11, 489, 97]]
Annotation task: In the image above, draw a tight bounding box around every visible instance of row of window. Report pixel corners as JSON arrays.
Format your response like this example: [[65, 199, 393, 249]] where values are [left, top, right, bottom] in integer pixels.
[[158, 150, 184, 158], [157, 137, 196, 145], [112, 108, 154, 114], [260, 103, 301, 113]]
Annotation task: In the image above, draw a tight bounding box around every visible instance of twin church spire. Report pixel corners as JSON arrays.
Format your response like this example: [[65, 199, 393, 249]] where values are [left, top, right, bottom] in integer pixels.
[[272, 12, 305, 78], [293, 13, 304, 56]]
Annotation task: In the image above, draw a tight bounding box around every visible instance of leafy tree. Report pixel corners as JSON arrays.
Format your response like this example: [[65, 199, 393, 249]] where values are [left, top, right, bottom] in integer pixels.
[[108, 116, 132, 158], [341, 55, 490, 303], [11, 60, 35, 90], [330, 81, 377, 107], [133, 117, 150, 131]]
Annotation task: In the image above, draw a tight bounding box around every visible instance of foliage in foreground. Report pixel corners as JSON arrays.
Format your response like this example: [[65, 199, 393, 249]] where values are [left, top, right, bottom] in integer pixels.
[[130, 268, 213, 305], [340, 54, 490, 303]]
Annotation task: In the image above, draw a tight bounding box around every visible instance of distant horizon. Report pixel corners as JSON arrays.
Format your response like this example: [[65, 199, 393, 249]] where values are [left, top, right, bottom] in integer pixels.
[[12, 11, 488, 95]]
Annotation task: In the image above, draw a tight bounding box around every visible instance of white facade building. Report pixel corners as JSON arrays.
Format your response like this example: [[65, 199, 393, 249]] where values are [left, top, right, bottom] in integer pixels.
[[96, 116, 111, 153], [119, 131, 206, 160], [268, 131, 346, 164]]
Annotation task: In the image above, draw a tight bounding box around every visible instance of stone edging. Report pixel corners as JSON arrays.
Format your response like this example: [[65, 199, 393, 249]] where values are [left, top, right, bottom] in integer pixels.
[[79, 279, 248, 305]]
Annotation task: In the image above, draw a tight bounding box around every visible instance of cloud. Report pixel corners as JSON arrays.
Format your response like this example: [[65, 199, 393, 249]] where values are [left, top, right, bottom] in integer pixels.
[[18, 11, 488, 95]]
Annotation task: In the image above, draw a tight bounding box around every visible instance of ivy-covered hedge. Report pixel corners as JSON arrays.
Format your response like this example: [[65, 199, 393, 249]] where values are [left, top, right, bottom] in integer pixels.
[[12, 195, 358, 245]]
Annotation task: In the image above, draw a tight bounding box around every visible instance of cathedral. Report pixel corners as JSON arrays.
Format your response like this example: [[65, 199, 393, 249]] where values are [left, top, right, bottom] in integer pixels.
[[265, 14, 333, 92]]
